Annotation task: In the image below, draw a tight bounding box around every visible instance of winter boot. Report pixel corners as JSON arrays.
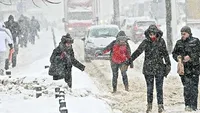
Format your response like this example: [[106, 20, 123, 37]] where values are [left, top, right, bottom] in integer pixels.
[[158, 104, 164, 113], [112, 87, 117, 93], [146, 103, 152, 113], [185, 106, 192, 112], [125, 85, 129, 91]]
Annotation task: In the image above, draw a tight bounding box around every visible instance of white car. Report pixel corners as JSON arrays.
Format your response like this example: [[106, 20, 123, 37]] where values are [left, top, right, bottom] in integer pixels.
[[82, 25, 120, 62]]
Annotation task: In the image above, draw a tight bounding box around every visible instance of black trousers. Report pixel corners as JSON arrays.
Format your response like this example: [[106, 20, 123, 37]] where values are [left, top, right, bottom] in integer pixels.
[[180, 74, 199, 110], [64, 68, 72, 88], [111, 62, 128, 89], [144, 74, 164, 105]]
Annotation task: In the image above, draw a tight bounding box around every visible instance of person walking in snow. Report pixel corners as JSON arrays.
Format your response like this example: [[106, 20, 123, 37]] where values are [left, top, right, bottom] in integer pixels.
[[125, 25, 171, 113], [49, 33, 85, 89], [30, 16, 40, 44], [172, 26, 200, 111], [0, 22, 13, 75], [4, 15, 21, 68], [96, 31, 133, 93]]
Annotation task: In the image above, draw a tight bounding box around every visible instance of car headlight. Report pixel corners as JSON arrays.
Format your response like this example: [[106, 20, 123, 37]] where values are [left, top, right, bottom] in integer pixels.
[[68, 28, 73, 31]]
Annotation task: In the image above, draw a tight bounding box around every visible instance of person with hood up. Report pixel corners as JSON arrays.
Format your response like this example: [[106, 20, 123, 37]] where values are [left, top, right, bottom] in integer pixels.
[[0, 22, 13, 75], [4, 15, 20, 68], [96, 31, 133, 93], [125, 25, 171, 113], [49, 33, 85, 90], [172, 26, 200, 111]]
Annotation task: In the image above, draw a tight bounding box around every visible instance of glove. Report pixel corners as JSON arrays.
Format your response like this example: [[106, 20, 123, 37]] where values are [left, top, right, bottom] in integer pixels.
[[8, 44, 13, 49], [124, 59, 131, 66], [79, 65, 85, 71], [130, 62, 134, 68], [95, 51, 103, 57], [164, 64, 171, 78]]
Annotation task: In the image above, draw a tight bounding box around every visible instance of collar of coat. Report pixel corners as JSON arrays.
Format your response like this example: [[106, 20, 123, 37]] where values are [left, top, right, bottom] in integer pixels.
[[59, 42, 72, 51]]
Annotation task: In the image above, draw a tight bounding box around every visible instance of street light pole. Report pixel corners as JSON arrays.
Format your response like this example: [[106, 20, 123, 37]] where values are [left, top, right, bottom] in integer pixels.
[[165, 0, 173, 53], [113, 0, 120, 28]]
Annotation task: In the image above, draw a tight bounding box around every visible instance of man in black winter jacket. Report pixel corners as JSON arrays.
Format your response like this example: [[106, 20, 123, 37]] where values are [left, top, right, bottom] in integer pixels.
[[172, 26, 200, 111], [49, 33, 85, 89], [4, 15, 21, 68], [126, 25, 171, 113]]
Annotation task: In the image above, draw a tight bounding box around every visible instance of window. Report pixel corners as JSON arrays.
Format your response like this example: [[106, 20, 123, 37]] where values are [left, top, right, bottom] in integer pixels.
[[89, 27, 119, 38]]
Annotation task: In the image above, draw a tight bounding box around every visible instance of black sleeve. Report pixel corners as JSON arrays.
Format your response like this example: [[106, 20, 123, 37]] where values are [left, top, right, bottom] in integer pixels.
[[70, 47, 85, 71], [102, 40, 115, 53], [161, 39, 171, 66], [172, 41, 180, 62], [130, 40, 146, 62]]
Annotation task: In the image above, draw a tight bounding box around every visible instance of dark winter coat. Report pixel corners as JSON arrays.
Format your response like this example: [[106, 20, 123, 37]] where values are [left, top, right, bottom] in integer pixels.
[[49, 42, 85, 80], [129, 25, 171, 76], [4, 21, 20, 43], [30, 19, 40, 35], [172, 36, 200, 75]]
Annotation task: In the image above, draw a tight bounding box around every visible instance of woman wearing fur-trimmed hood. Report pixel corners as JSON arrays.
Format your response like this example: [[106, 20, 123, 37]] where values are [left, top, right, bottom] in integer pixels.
[[125, 24, 171, 113]]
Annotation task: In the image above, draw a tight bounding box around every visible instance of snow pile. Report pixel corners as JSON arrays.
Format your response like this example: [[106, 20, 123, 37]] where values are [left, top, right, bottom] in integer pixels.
[[0, 29, 114, 113]]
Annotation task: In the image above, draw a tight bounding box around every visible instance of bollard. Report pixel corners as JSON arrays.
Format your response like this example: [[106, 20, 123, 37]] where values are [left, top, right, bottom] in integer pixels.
[[35, 85, 42, 98], [59, 92, 65, 99], [59, 97, 65, 104], [59, 88, 65, 94], [59, 88, 65, 99], [60, 107, 68, 113], [59, 100, 66, 111], [55, 87, 60, 98]]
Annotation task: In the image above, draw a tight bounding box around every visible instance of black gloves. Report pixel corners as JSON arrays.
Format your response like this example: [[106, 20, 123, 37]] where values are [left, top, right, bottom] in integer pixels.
[[8, 44, 13, 49]]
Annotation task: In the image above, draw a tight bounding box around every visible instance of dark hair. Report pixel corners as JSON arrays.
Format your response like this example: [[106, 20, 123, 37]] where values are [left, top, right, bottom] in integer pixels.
[[61, 33, 74, 44]]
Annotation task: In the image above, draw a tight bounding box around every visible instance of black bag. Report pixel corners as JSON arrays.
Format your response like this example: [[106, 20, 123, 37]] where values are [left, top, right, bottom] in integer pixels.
[[48, 62, 66, 79]]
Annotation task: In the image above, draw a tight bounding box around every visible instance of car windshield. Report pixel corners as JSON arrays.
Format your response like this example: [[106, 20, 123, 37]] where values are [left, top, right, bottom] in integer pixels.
[[137, 21, 156, 27], [89, 27, 119, 38]]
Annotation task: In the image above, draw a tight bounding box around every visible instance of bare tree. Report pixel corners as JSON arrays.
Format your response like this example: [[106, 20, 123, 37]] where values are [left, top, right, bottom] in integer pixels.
[[0, 0, 61, 7]]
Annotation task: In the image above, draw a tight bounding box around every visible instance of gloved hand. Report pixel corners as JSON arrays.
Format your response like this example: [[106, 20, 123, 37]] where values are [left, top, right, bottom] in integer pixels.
[[60, 52, 67, 59], [8, 44, 13, 49], [80, 65, 85, 71], [130, 62, 134, 68], [95, 51, 103, 57], [124, 59, 131, 66]]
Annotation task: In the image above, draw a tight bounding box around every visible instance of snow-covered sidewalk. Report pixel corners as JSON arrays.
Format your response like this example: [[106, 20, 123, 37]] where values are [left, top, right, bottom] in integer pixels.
[[0, 29, 113, 113]]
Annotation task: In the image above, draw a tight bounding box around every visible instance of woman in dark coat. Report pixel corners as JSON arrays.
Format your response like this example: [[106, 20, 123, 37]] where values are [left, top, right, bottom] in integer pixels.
[[49, 33, 85, 89], [126, 25, 171, 113]]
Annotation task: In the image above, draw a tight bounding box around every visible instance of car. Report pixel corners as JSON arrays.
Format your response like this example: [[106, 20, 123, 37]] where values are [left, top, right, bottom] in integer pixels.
[[131, 19, 159, 43], [82, 25, 120, 62]]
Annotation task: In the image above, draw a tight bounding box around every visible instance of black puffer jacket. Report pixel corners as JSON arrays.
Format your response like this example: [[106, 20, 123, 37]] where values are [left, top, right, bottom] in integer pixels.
[[129, 25, 171, 75], [172, 36, 200, 75], [49, 36, 85, 80]]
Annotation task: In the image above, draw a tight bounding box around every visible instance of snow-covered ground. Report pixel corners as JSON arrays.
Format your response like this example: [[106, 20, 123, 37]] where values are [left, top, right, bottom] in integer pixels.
[[1, 25, 200, 113], [0, 29, 114, 113]]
